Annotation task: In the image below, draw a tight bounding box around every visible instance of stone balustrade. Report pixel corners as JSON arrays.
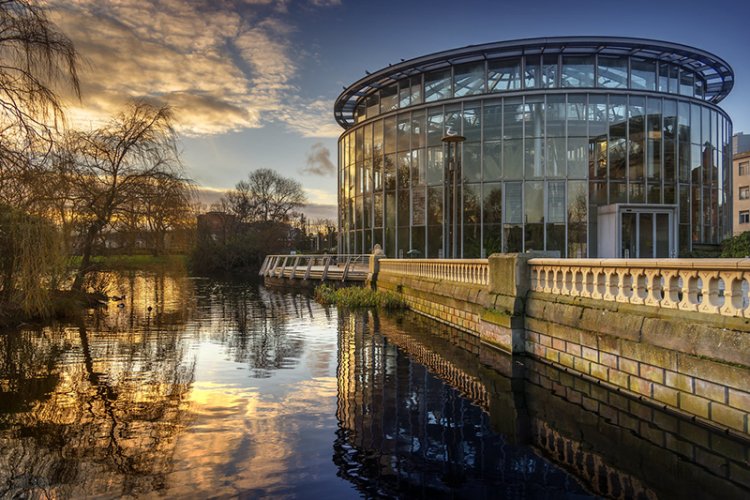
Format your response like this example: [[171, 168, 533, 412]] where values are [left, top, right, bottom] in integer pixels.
[[528, 258, 750, 318], [378, 259, 489, 286]]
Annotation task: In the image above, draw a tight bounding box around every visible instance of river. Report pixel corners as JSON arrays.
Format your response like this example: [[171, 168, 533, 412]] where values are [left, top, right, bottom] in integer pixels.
[[0, 271, 748, 498]]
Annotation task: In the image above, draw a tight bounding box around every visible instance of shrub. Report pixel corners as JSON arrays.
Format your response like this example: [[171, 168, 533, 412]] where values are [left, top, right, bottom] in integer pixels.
[[314, 284, 408, 310]]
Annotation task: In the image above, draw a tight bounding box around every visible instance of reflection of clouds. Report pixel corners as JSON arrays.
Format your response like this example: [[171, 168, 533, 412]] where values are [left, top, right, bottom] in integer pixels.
[[47, 0, 340, 137], [166, 377, 338, 497]]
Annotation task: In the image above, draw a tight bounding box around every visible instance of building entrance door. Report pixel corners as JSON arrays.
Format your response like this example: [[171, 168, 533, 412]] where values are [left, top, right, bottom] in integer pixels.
[[598, 204, 677, 258]]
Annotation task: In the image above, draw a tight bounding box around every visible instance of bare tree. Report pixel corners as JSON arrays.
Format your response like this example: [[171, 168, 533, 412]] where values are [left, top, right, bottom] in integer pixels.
[[0, 0, 79, 206], [65, 101, 184, 290], [224, 168, 306, 223]]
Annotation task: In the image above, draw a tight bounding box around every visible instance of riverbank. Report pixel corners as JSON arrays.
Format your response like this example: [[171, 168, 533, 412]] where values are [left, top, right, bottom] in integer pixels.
[[0, 289, 107, 328], [71, 254, 188, 271]]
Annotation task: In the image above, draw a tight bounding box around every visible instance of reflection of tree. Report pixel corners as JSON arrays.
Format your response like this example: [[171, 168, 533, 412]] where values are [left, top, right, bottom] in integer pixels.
[[192, 281, 306, 378], [0, 277, 196, 498]]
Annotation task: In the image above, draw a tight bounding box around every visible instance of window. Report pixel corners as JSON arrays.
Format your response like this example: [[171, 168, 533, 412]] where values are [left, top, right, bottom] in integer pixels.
[[741, 211, 750, 224], [740, 186, 750, 200], [740, 162, 749, 176]]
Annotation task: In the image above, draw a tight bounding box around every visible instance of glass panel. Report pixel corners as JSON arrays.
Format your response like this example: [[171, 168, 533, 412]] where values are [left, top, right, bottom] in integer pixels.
[[546, 137, 565, 178], [398, 80, 410, 108], [542, 54, 558, 88], [366, 94, 379, 119], [384, 153, 396, 190], [504, 139, 523, 179], [488, 58, 521, 91], [411, 226, 425, 257], [504, 182, 522, 224], [374, 193, 383, 227], [678, 101, 690, 182], [567, 137, 588, 178], [629, 96, 645, 182], [398, 189, 409, 227], [524, 55, 540, 89], [380, 85, 398, 113], [524, 181, 544, 251], [680, 71, 694, 97], [658, 63, 670, 93], [397, 152, 410, 189], [622, 212, 636, 258], [463, 184, 481, 257], [609, 96, 627, 180], [639, 212, 654, 258], [525, 136, 544, 179], [427, 186, 442, 257], [463, 106, 481, 142], [426, 146, 443, 185], [411, 111, 425, 149], [397, 114, 410, 152], [631, 58, 656, 91], [424, 69, 451, 102], [454, 62, 485, 97], [483, 102, 502, 141], [547, 181, 565, 223], [463, 142, 481, 182], [656, 214, 671, 259], [568, 180, 587, 258], [383, 116, 396, 154], [561, 55, 594, 87], [483, 141, 501, 181], [647, 98, 662, 181], [546, 94, 565, 137], [483, 182, 502, 255], [567, 94, 587, 137], [427, 111, 443, 147], [663, 100, 677, 182], [410, 76, 422, 105], [598, 56, 627, 88]]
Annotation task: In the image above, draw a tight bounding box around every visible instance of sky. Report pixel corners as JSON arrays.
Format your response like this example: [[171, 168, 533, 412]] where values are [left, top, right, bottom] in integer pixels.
[[47, 0, 750, 221]]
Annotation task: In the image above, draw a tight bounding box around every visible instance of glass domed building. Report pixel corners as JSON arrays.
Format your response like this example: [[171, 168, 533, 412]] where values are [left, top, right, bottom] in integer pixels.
[[335, 37, 734, 258]]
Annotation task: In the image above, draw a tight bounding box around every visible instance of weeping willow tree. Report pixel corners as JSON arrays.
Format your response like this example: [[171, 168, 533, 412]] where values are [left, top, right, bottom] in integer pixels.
[[0, 204, 66, 317]]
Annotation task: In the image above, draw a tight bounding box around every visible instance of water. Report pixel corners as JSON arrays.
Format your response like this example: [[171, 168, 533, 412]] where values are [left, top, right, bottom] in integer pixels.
[[0, 271, 748, 499]]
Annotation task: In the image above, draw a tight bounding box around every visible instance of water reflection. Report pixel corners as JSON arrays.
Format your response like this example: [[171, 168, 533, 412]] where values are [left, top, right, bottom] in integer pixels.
[[335, 310, 591, 498], [1, 274, 749, 498]]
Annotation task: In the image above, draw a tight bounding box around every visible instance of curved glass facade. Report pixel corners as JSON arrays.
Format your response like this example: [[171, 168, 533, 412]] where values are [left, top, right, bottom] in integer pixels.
[[336, 38, 734, 258]]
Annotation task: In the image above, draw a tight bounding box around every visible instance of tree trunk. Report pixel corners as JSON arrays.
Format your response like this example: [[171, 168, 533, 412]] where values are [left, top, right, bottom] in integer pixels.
[[72, 224, 100, 291]]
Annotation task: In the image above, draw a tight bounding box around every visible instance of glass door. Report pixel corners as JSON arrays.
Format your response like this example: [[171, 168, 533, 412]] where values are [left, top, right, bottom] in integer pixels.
[[619, 210, 673, 258]]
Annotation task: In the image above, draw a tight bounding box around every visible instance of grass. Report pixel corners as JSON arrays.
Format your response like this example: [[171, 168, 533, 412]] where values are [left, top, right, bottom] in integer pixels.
[[314, 284, 408, 310], [70, 254, 188, 271]]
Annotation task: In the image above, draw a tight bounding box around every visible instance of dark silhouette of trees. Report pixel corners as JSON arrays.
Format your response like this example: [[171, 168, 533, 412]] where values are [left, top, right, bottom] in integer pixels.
[[225, 168, 306, 223]]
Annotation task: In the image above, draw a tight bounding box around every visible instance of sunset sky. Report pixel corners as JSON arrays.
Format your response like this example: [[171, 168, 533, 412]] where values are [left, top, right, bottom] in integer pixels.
[[47, 0, 750, 220]]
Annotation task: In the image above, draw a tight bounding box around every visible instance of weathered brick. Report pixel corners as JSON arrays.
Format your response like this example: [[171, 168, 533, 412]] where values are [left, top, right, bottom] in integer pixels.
[[677, 354, 750, 392], [665, 371, 693, 393], [590, 362, 608, 381], [574, 357, 591, 374], [559, 352, 575, 369], [711, 403, 747, 433], [629, 376, 652, 397], [620, 358, 639, 375], [695, 378, 727, 404], [598, 403, 618, 423], [608, 369, 629, 389], [566, 387, 583, 405], [621, 340, 678, 370], [728, 389, 750, 412], [639, 364, 665, 384], [652, 384, 679, 407], [544, 348, 560, 363], [730, 462, 750, 489], [680, 393, 711, 419], [664, 434, 694, 459], [679, 421, 710, 448], [566, 342, 582, 357], [597, 334, 621, 355], [598, 351, 618, 369], [552, 337, 566, 352], [582, 395, 598, 412], [582, 346, 599, 362], [539, 333, 552, 347]]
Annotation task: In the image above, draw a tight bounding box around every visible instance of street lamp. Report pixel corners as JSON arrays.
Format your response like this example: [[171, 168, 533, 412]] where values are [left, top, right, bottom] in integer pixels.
[[441, 131, 465, 259]]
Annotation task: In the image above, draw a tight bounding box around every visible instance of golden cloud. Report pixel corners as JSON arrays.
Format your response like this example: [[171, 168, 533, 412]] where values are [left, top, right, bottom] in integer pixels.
[[48, 0, 340, 138]]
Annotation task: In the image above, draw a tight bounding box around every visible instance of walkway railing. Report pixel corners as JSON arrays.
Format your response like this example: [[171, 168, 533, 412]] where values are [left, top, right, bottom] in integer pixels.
[[378, 259, 489, 286], [260, 254, 370, 282], [528, 258, 750, 318]]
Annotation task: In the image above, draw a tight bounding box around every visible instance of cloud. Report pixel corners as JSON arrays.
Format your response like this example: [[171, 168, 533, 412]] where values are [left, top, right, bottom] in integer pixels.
[[302, 142, 335, 176], [47, 0, 342, 137]]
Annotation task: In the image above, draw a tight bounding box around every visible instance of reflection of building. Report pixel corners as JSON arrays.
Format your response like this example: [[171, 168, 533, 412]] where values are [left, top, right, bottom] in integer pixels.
[[733, 133, 750, 235], [335, 37, 734, 258], [334, 312, 590, 497]]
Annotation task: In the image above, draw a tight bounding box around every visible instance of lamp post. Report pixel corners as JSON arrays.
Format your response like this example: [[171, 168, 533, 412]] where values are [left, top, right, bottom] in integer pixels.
[[441, 131, 465, 259]]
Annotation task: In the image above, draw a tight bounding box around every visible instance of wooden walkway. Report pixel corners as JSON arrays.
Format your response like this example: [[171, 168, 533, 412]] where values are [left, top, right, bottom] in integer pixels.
[[260, 254, 369, 284]]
